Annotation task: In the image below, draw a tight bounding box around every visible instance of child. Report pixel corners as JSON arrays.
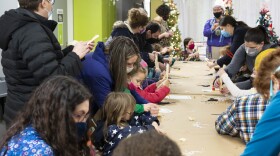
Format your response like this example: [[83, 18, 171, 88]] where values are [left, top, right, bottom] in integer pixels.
[[128, 67, 170, 103], [92, 92, 163, 156]]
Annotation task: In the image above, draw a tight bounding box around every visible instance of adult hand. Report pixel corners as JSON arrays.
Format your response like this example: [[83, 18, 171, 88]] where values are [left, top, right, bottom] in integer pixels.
[[73, 41, 93, 59], [161, 47, 169, 55], [212, 23, 219, 31], [149, 53, 155, 62], [220, 86, 229, 94]]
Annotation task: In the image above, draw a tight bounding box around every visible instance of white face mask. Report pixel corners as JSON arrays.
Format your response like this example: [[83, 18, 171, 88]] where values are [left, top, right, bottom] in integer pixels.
[[43, 0, 53, 19], [245, 47, 260, 57], [126, 67, 134, 73]]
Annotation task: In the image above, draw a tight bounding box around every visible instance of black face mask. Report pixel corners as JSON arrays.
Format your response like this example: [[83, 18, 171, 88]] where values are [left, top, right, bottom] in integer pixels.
[[162, 15, 169, 21], [147, 38, 159, 44], [213, 12, 223, 18]]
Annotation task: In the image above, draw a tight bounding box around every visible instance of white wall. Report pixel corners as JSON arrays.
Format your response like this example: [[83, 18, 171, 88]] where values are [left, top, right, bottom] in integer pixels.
[[174, 0, 280, 43]]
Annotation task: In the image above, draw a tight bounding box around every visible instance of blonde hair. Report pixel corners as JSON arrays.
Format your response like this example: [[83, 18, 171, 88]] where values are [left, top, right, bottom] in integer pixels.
[[128, 66, 147, 78], [102, 92, 136, 138], [128, 8, 149, 29]]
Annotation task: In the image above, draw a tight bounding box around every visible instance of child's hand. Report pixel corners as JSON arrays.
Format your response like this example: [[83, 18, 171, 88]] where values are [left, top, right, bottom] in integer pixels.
[[149, 53, 155, 62], [220, 86, 229, 94], [159, 71, 166, 80], [162, 79, 170, 87], [152, 122, 166, 134], [149, 104, 159, 116], [156, 79, 165, 87]]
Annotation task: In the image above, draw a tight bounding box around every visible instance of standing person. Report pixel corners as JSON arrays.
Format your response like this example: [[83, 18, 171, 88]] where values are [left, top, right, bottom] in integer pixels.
[[0, 76, 92, 155], [80, 37, 157, 116], [207, 15, 250, 68], [203, 5, 231, 59], [0, 0, 93, 126], [105, 7, 149, 46]]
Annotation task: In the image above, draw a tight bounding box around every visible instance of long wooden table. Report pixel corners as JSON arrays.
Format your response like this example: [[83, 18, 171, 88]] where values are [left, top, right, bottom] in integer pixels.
[[160, 61, 245, 156]]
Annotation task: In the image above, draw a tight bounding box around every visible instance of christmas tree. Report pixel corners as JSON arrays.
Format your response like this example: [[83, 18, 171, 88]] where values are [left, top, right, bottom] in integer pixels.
[[256, 6, 279, 44], [223, 0, 233, 16], [165, 0, 182, 55]]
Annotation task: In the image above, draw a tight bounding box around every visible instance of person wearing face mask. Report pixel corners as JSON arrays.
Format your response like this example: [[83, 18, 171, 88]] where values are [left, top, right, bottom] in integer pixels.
[[203, 5, 231, 59], [214, 26, 278, 90], [105, 8, 149, 48], [182, 37, 199, 61], [0, 76, 92, 155], [207, 15, 250, 68], [241, 49, 280, 156], [0, 0, 94, 127], [80, 37, 158, 118]]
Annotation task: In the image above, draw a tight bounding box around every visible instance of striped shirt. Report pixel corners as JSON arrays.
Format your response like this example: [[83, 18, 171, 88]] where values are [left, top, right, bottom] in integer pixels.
[[215, 93, 268, 143]]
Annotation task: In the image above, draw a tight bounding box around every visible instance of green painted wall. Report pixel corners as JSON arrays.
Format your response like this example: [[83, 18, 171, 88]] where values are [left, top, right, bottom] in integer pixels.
[[151, 0, 163, 19], [73, 0, 116, 42]]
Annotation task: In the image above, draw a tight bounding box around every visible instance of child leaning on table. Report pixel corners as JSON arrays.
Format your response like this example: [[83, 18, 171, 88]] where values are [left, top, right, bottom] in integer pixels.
[[128, 67, 170, 103], [92, 92, 163, 156]]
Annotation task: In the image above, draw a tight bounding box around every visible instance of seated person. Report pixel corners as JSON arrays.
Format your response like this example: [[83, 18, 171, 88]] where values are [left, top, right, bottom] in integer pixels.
[[242, 48, 280, 155], [182, 37, 199, 61], [92, 92, 163, 156], [128, 67, 170, 103]]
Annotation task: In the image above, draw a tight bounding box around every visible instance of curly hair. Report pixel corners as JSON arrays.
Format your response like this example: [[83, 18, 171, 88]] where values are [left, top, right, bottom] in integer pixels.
[[128, 8, 149, 29], [0, 76, 92, 155], [112, 130, 182, 156], [254, 48, 280, 99], [156, 4, 171, 17]]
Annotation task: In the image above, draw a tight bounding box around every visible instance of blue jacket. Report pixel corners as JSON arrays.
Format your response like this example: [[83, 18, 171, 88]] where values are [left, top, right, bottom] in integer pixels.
[[80, 42, 148, 114], [241, 91, 280, 156], [203, 18, 231, 47], [0, 126, 53, 155]]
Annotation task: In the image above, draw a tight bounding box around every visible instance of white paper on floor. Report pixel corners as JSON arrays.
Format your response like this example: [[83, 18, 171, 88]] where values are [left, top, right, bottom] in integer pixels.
[[167, 94, 192, 100], [159, 108, 173, 113]]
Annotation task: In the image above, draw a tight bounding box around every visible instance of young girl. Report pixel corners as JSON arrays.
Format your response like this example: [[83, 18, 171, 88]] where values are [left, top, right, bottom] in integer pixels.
[[128, 67, 170, 103], [93, 92, 163, 156]]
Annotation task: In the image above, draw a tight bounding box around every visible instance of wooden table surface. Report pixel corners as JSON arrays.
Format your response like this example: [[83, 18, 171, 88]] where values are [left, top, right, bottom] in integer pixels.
[[159, 61, 245, 156]]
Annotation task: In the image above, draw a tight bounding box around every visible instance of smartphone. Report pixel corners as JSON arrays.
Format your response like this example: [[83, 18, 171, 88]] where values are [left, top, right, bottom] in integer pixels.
[[87, 35, 99, 45]]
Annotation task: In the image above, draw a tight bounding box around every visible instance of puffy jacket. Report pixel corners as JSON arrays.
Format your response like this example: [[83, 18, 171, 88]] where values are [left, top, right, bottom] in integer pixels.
[[0, 8, 82, 125]]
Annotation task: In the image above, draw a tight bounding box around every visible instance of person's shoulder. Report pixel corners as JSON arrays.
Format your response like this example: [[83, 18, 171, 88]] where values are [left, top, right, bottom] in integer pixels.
[[236, 93, 263, 106], [6, 126, 53, 155], [235, 26, 250, 34]]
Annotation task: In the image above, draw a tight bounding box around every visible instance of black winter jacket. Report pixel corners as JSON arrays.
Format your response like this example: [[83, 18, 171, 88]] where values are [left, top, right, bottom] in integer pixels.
[[0, 8, 82, 125]]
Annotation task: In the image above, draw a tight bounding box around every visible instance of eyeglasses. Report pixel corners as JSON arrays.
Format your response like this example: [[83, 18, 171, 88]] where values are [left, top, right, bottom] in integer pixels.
[[47, 0, 55, 5], [72, 112, 90, 122]]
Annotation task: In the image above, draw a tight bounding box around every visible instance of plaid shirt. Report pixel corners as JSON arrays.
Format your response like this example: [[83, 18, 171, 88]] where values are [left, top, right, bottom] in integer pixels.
[[215, 93, 268, 143]]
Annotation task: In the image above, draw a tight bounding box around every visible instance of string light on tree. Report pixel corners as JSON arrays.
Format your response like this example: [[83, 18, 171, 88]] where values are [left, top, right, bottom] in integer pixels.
[[164, 0, 182, 55]]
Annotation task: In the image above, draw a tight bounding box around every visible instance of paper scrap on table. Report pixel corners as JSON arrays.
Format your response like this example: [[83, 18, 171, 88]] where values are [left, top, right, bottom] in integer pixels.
[[184, 151, 203, 156], [159, 108, 173, 114], [179, 138, 187, 142], [192, 122, 208, 128], [167, 94, 192, 100], [188, 117, 195, 121]]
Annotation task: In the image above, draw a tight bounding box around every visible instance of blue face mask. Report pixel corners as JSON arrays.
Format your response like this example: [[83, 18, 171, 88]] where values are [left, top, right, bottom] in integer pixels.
[[221, 30, 231, 37], [76, 122, 87, 139]]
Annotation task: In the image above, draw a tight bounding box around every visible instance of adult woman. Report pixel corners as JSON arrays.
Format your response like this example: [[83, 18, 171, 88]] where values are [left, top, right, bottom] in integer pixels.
[[207, 15, 249, 68], [0, 76, 92, 155], [80, 37, 156, 116], [0, 0, 93, 126], [105, 8, 149, 46], [242, 48, 280, 155], [214, 26, 277, 90]]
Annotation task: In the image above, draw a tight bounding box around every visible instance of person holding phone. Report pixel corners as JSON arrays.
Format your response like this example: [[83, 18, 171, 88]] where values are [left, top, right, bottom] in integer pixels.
[[0, 0, 94, 127]]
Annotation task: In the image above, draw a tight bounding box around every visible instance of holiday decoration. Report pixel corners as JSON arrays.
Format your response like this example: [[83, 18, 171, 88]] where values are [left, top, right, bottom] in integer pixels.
[[257, 4, 279, 44], [165, 0, 182, 55], [223, 0, 233, 16]]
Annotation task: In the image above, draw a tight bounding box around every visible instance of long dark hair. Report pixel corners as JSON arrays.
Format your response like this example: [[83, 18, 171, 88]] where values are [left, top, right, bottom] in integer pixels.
[[245, 25, 270, 44], [219, 15, 248, 28], [0, 76, 92, 155], [183, 37, 192, 51], [108, 37, 141, 92]]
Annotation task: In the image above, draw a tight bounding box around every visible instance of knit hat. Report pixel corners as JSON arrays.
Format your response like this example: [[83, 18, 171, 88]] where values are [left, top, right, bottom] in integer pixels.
[[254, 48, 276, 71]]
